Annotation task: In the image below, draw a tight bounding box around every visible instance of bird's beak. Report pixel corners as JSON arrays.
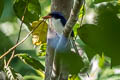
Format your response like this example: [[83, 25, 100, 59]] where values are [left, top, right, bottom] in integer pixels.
[[42, 15, 52, 19]]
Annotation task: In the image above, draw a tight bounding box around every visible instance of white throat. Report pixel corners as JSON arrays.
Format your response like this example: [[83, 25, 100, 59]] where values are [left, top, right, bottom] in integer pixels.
[[49, 18, 64, 35]]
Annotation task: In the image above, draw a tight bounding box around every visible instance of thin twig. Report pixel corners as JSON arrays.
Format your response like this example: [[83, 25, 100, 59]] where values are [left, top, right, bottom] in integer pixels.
[[6, 4, 28, 66], [0, 20, 45, 60]]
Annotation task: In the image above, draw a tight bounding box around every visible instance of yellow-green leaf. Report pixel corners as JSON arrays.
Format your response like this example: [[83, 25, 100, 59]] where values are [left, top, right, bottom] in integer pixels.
[[31, 20, 48, 45]]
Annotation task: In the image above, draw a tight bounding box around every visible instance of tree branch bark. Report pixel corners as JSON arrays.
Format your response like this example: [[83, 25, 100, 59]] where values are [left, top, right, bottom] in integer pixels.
[[45, 0, 83, 80], [45, 0, 73, 80], [64, 0, 83, 37]]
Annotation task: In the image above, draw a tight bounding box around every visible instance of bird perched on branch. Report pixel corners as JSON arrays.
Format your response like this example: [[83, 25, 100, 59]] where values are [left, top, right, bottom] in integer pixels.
[[43, 12, 83, 80]]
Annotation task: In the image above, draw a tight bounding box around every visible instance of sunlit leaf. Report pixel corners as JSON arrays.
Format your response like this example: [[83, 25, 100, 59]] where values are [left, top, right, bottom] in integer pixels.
[[16, 53, 45, 72], [73, 23, 80, 36], [99, 53, 105, 68], [37, 43, 47, 56], [24, 75, 43, 80], [35, 70, 45, 79], [68, 75, 80, 80], [31, 20, 48, 46]]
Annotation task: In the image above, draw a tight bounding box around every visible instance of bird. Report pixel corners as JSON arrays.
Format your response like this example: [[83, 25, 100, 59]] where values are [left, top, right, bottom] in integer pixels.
[[43, 11, 74, 37], [43, 12, 75, 79], [42, 12, 84, 80]]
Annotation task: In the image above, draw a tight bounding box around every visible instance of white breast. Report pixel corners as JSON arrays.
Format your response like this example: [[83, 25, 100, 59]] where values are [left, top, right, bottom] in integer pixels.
[[49, 18, 64, 35]]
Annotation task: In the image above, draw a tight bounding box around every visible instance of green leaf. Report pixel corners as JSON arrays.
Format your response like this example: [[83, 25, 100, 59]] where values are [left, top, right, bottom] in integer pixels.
[[4, 65, 23, 80], [78, 55, 120, 80], [0, 31, 13, 53], [98, 67, 120, 80], [78, 2, 120, 66], [0, 0, 4, 18], [13, 0, 41, 25], [37, 43, 47, 56], [68, 75, 80, 80], [24, 75, 43, 80], [39, 0, 51, 16], [73, 23, 80, 36], [16, 53, 45, 71], [59, 52, 84, 74], [0, 58, 4, 70], [93, 0, 114, 4], [88, 0, 116, 7], [1, 59, 23, 80], [99, 53, 105, 68]]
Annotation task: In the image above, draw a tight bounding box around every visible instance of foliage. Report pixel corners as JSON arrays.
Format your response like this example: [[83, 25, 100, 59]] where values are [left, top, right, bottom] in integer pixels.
[[31, 20, 48, 46], [24, 75, 43, 80], [0, 0, 4, 17], [0, 58, 23, 80], [16, 53, 44, 71], [79, 54, 120, 80], [16, 53, 45, 79], [0, 0, 120, 80], [78, 0, 120, 66], [37, 43, 47, 56], [13, 0, 41, 30]]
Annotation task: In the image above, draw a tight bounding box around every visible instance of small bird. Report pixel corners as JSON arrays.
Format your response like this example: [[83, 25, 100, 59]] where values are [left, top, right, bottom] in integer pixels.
[[43, 12, 75, 79], [43, 12, 83, 80], [43, 12, 74, 37]]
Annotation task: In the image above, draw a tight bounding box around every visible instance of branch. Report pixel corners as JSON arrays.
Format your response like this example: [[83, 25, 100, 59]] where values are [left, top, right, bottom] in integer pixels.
[[51, 0, 84, 79], [0, 20, 44, 60], [6, 3, 28, 67], [63, 0, 84, 37]]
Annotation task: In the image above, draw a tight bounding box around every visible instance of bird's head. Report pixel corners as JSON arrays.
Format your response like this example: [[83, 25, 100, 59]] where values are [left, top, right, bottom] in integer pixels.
[[43, 11, 74, 37], [43, 12, 66, 26]]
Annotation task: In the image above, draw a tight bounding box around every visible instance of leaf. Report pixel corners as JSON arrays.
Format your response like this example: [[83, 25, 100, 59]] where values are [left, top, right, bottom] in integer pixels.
[[99, 53, 105, 68], [0, 58, 4, 70], [31, 20, 48, 46], [35, 70, 45, 79], [24, 75, 43, 80], [73, 23, 80, 36], [16, 53, 45, 71], [1, 58, 23, 80], [78, 2, 120, 66], [93, 0, 114, 4], [98, 66, 120, 80], [13, 0, 41, 25], [39, 0, 51, 16], [0, 0, 4, 17], [79, 54, 120, 80], [37, 43, 47, 56], [88, 0, 116, 7], [4, 65, 23, 80], [68, 75, 80, 80], [0, 31, 13, 53]]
